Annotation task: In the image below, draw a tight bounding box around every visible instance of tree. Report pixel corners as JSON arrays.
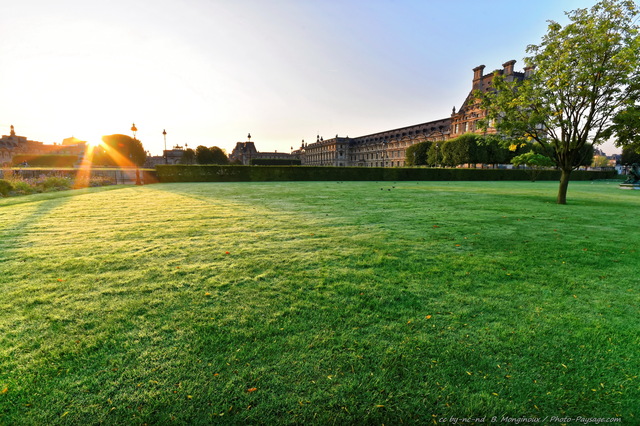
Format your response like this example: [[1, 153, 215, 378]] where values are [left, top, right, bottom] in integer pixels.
[[195, 146, 229, 165], [439, 140, 456, 167], [405, 141, 432, 166], [427, 142, 444, 167], [604, 104, 640, 153], [511, 152, 555, 181], [98, 134, 147, 167], [477, 0, 640, 204], [180, 148, 196, 165], [621, 145, 640, 164], [483, 136, 512, 168], [592, 155, 610, 168], [209, 146, 229, 165]]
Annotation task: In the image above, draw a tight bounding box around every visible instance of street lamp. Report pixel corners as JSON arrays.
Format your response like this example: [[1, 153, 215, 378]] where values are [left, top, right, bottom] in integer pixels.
[[163, 129, 167, 164], [131, 123, 142, 185]]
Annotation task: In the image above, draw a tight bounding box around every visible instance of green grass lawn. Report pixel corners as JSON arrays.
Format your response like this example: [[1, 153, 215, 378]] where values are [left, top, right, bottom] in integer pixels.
[[0, 181, 638, 424]]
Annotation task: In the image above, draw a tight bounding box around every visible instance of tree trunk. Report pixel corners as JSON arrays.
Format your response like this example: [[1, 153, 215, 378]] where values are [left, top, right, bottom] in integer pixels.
[[557, 168, 571, 204]]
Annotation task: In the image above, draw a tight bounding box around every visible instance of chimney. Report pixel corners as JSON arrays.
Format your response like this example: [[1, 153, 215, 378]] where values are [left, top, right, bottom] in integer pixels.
[[524, 66, 534, 78], [502, 60, 516, 76], [472, 65, 485, 90]]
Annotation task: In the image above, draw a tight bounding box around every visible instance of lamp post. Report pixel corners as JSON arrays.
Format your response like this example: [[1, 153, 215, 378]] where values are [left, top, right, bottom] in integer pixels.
[[163, 129, 167, 164], [246, 133, 252, 165], [131, 123, 142, 185]]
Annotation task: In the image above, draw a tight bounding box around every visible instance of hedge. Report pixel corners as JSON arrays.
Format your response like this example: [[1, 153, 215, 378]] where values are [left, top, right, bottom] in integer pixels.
[[12, 154, 79, 167], [0, 179, 13, 196], [155, 165, 617, 183]]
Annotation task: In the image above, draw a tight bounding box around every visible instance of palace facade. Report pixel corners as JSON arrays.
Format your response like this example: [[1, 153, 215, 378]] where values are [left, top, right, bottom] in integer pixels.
[[229, 139, 294, 165], [0, 126, 85, 165], [296, 60, 527, 167]]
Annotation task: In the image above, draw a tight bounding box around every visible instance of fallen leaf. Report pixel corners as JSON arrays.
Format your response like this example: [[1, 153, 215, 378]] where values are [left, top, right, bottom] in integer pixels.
[[1, 387, 7, 394], [425, 315, 432, 319], [225, 251, 230, 255], [247, 387, 258, 392]]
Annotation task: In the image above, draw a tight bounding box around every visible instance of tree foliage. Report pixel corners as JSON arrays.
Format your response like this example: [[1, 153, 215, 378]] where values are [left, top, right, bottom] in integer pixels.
[[511, 152, 555, 181], [405, 141, 432, 166], [621, 145, 640, 164], [180, 148, 196, 165], [477, 0, 640, 203], [97, 134, 147, 167], [604, 104, 640, 153], [195, 146, 229, 165], [423, 134, 513, 167], [592, 155, 610, 167]]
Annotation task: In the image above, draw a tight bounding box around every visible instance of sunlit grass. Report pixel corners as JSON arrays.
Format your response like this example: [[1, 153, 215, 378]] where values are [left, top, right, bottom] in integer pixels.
[[0, 181, 637, 424]]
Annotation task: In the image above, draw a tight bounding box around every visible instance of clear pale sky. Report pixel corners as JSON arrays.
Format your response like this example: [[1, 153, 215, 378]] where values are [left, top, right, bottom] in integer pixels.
[[0, 0, 619, 156]]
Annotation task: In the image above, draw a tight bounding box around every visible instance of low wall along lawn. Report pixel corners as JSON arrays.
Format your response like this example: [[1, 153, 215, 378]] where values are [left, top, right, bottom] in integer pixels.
[[155, 165, 617, 182]]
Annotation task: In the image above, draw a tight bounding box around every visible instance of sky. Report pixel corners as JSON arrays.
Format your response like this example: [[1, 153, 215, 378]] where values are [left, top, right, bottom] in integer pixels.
[[0, 0, 622, 156]]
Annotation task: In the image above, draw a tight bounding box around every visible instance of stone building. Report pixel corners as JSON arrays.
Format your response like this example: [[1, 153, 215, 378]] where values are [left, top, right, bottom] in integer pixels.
[[298, 60, 525, 167], [0, 125, 85, 165], [450, 60, 531, 139], [229, 136, 295, 165], [145, 145, 190, 167]]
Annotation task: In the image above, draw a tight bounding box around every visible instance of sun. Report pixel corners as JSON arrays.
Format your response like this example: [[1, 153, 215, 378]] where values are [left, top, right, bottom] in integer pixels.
[[85, 138, 103, 148]]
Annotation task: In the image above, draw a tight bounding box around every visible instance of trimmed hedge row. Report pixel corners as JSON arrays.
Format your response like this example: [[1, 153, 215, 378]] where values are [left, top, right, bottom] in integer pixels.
[[12, 154, 79, 167], [155, 165, 617, 182]]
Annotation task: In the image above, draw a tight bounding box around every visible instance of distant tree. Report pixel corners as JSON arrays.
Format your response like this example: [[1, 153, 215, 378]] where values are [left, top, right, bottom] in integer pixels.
[[427, 141, 445, 167], [99, 134, 147, 167], [511, 152, 555, 181], [181, 148, 196, 165], [603, 104, 640, 153], [210, 146, 229, 165], [434, 134, 489, 167], [195, 146, 229, 165], [439, 140, 456, 167], [483, 136, 512, 167], [476, 0, 640, 203], [621, 145, 640, 164], [592, 155, 610, 168], [405, 141, 432, 166], [195, 146, 213, 164]]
